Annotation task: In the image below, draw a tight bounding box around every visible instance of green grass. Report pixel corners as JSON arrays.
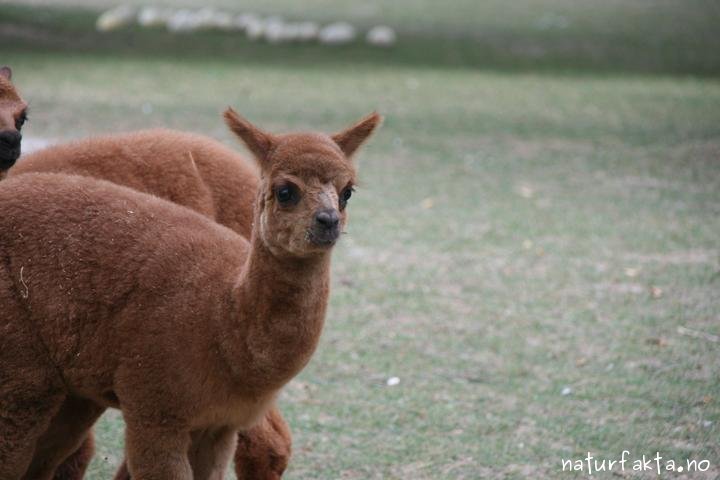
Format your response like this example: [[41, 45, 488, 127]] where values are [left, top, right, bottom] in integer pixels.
[[2, 1, 720, 478]]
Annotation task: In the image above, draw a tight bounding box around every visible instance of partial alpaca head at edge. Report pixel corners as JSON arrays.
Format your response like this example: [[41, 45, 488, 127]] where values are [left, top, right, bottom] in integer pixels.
[[224, 107, 381, 259], [0, 66, 28, 173]]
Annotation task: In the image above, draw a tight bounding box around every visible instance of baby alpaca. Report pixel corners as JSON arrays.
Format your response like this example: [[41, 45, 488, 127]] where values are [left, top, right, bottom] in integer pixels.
[[0, 66, 28, 178], [14, 129, 283, 478], [0, 109, 380, 480]]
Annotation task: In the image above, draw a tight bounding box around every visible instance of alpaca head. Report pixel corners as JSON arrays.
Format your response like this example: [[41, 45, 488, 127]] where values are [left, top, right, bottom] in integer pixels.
[[0, 66, 27, 173], [224, 108, 381, 258]]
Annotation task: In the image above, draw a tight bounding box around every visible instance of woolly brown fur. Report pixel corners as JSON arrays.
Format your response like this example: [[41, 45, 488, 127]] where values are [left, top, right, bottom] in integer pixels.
[[0, 110, 380, 480], [12, 129, 258, 239]]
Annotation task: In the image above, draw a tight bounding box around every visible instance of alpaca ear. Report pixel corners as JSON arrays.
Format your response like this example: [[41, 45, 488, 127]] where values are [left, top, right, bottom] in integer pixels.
[[0, 66, 12, 80], [223, 107, 276, 165], [332, 112, 382, 158]]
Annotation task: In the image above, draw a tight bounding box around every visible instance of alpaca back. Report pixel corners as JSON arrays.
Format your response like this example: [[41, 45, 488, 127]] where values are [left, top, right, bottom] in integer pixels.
[[11, 129, 259, 238], [0, 172, 248, 400]]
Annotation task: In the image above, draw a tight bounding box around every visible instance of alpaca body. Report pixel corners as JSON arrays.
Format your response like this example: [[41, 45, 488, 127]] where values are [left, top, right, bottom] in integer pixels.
[[12, 129, 258, 238], [0, 173, 325, 479], [1, 172, 323, 405]]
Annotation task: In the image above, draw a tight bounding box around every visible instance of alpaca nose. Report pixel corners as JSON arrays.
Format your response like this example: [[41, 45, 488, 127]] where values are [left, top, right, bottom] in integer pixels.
[[314, 209, 339, 230], [0, 130, 21, 149], [0, 130, 21, 168]]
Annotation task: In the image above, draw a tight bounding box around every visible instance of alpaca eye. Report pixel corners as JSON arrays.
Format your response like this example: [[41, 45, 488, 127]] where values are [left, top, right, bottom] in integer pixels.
[[339, 187, 354, 210], [276, 184, 299, 205], [15, 113, 27, 130]]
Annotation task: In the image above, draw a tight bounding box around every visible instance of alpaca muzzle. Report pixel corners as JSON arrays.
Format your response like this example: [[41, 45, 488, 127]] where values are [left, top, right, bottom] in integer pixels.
[[309, 208, 340, 245], [0, 130, 21, 169]]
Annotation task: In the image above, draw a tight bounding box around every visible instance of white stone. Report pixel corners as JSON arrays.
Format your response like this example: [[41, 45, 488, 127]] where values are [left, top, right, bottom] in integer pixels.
[[167, 9, 197, 33], [234, 13, 260, 31], [211, 11, 235, 31], [244, 17, 265, 41], [264, 17, 287, 43], [96, 5, 136, 32], [295, 21, 319, 41], [265, 20, 318, 43], [192, 8, 219, 30], [318, 22, 356, 45], [366, 25, 396, 47], [168, 8, 234, 32], [137, 6, 170, 28]]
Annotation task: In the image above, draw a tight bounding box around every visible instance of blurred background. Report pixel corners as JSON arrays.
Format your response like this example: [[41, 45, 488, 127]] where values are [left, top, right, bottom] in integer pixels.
[[2, 1, 719, 478]]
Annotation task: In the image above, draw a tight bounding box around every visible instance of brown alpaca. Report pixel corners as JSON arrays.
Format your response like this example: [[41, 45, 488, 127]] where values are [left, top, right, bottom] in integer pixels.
[[12, 129, 285, 479], [0, 109, 380, 480], [0, 66, 28, 179], [12, 129, 258, 239]]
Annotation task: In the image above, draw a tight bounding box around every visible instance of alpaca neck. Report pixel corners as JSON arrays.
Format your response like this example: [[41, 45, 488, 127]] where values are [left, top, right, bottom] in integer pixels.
[[226, 230, 331, 393]]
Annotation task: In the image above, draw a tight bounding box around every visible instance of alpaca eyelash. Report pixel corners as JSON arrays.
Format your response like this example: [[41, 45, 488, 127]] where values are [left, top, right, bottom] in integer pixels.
[[16, 110, 28, 128]]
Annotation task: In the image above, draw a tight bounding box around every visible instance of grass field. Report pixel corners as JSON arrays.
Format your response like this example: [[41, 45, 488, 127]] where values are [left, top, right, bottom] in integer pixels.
[[2, 1, 720, 478]]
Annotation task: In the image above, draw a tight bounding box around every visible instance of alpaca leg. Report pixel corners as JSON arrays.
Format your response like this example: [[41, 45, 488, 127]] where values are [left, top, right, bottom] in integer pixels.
[[51, 434, 95, 480], [112, 460, 131, 480], [0, 317, 66, 479], [124, 423, 192, 480], [23, 396, 105, 480], [234, 406, 292, 480], [0, 384, 65, 479], [188, 427, 237, 480]]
